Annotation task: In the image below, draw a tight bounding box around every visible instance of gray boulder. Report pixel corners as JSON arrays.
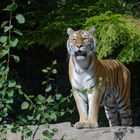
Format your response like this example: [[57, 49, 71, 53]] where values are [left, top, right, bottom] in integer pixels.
[[6, 122, 140, 140]]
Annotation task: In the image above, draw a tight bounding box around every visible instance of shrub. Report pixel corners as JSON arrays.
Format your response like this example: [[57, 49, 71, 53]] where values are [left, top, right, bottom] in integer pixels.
[[85, 11, 140, 63]]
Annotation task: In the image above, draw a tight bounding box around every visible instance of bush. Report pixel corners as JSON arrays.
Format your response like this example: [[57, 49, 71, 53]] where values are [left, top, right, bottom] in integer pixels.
[[0, 2, 72, 139], [85, 11, 140, 63]]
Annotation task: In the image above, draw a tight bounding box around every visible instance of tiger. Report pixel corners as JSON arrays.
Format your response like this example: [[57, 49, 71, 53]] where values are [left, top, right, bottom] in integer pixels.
[[66, 27, 132, 129]]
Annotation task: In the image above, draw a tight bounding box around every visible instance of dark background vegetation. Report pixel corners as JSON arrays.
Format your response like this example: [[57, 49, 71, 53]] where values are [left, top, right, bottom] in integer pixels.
[[0, 0, 140, 126]]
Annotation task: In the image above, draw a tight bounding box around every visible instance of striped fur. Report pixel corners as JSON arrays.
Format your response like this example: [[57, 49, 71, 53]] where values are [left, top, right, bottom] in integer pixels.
[[67, 27, 132, 129]]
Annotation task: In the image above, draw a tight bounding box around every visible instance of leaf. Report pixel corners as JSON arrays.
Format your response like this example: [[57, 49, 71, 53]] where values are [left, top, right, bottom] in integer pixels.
[[0, 48, 9, 59], [0, 36, 7, 44], [11, 126, 20, 133], [35, 114, 41, 120], [42, 81, 46, 85], [15, 85, 21, 89], [15, 14, 25, 24], [0, 49, 9, 58], [42, 130, 54, 138], [27, 115, 33, 120], [44, 123, 50, 128], [49, 112, 57, 121], [47, 95, 54, 103], [52, 128, 58, 133], [52, 69, 57, 74], [60, 111, 65, 116], [21, 102, 29, 110], [13, 28, 23, 36], [47, 67, 51, 70], [52, 60, 57, 65], [11, 55, 20, 63], [1, 21, 9, 28], [18, 89, 24, 94], [45, 84, 52, 92], [4, 25, 13, 32], [99, 77, 103, 81], [26, 130, 33, 138], [42, 69, 48, 73], [37, 94, 45, 101], [10, 38, 18, 47], [0, 110, 8, 117], [80, 88, 88, 94], [7, 90, 14, 97], [55, 94, 62, 100], [8, 80, 16, 88], [6, 98, 13, 104], [3, 3, 18, 12], [0, 83, 3, 88]]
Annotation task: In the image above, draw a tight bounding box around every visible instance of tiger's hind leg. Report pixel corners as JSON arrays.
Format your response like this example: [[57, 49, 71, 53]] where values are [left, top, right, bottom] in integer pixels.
[[104, 106, 119, 126], [118, 104, 132, 126], [117, 69, 132, 126], [104, 95, 119, 126], [117, 95, 132, 126]]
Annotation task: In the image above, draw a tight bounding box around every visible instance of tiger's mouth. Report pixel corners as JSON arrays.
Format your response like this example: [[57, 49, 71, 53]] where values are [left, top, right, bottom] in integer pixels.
[[75, 50, 87, 57]]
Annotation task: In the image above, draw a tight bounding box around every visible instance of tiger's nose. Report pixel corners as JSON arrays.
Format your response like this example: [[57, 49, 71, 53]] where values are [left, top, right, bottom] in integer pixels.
[[76, 44, 82, 48]]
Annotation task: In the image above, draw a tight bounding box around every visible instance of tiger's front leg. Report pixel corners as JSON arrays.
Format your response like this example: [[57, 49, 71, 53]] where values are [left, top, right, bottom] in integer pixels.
[[73, 91, 88, 129], [73, 88, 100, 129], [85, 88, 100, 128]]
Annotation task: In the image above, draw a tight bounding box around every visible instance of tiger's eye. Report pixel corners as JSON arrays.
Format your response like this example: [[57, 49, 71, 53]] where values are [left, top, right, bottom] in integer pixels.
[[83, 38, 88, 42], [83, 38, 88, 40], [72, 38, 76, 41]]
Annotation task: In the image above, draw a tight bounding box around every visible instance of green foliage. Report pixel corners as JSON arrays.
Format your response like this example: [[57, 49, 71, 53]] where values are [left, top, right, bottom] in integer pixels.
[[13, 0, 139, 63], [3, 3, 18, 12], [0, 2, 24, 124], [85, 11, 140, 63], [21, 101, 29, 110], [15, 14, 25, 24], [18, 4, 86, 50], [0, 2, 73, 139], [17, 0, 131, 50]]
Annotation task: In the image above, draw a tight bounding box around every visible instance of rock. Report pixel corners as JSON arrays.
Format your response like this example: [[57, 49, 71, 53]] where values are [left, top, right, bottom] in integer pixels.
[[6, 122, 140, 140]]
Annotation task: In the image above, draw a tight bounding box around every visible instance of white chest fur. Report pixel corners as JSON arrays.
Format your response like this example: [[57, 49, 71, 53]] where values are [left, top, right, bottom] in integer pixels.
[[71, 57, 96, 90]]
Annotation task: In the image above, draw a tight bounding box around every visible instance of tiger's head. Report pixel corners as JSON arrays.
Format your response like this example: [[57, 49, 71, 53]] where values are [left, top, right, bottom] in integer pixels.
[[67, 27, 96, 60]]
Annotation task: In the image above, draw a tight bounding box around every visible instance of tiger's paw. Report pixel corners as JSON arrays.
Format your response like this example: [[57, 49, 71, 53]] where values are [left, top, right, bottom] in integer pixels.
[[84, 122, 98, 129], [74, 122, 86, 129], [74, 121, 98, 129]]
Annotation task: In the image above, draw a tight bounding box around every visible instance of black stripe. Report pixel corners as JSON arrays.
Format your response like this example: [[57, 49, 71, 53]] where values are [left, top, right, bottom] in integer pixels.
[[119, 112, 130, 117], [108, 117, 114, 120], [86, 58, 97, 83], [105, 105, 116, 110], [100, 88, 106, 105], [115, 92, 120, 102], [72, 57, 91, 73], [72, 57, 79, 74], [118, 104, 129, 110], [79, 93, 88, 104], [72, 87, 81, 92], [73, 77, 80, 86], [86, 73, 95, 82], [120, 116, 130, 119], [121, 123, 129, 126], [106, 108, 118, 114], [111, 110, 118, 114], [84, 58, 91, 70], [89, 83, 96, 89], [110, 120, 118, 126], [117, 98, 123, 106], [115, 67, 121, 99]]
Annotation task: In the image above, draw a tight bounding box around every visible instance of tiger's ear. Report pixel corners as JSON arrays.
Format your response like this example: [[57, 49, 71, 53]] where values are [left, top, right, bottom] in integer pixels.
[[89, 26, 96, 35], [67, 28, 74, 35]]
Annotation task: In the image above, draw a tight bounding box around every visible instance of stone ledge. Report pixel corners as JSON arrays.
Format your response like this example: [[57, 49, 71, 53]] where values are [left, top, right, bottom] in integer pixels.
[[6, 122, 140, 140]]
